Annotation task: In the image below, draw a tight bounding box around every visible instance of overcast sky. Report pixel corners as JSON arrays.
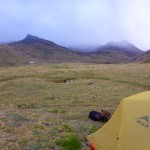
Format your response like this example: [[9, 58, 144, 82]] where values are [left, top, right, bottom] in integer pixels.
[[1, 0, 150, 50]]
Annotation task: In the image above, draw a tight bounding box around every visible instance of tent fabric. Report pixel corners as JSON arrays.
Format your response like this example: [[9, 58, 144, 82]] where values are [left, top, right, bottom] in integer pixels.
[[87, 91, 150, 150]]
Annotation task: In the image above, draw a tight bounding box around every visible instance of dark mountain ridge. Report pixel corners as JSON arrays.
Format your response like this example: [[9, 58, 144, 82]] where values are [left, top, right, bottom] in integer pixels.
[[132, 50, 150, 63], [0, 34, 145, 66], [11, 34, 63, 47], [93, 40, 143, 55]]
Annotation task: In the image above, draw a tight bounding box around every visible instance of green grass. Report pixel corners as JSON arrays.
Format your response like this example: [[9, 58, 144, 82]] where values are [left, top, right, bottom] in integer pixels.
[[58, 133, 81, 150], [0, 63, 150, 149]]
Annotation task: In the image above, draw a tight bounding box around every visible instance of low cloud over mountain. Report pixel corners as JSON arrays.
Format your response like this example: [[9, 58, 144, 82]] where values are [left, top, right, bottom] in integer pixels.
[[0, 34, 145, 66]]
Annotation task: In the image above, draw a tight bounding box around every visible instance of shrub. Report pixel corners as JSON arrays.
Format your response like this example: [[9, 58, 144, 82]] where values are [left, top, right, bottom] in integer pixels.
[[16, 103, 39, 109], [59, 109, 66, 114], [58, 133, 81, 150], [48, 109, 58, 113], [88, 125, 99, 134], [62, 124, 72, 132]]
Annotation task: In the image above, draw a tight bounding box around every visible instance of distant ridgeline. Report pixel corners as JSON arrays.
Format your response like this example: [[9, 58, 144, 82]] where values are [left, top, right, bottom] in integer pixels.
[[0, 34, 147, 67]]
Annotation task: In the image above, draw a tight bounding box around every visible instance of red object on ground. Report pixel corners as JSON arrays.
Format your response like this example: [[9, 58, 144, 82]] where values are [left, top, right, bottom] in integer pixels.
[[90, 143, 95, 150]]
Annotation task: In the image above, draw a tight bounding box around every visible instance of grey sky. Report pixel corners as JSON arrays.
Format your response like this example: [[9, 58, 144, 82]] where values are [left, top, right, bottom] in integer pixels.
[[1, 0, 150, 50]]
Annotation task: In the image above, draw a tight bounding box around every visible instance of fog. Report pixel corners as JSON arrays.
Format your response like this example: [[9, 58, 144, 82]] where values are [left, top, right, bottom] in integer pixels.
[[0, 0, 150, 51]]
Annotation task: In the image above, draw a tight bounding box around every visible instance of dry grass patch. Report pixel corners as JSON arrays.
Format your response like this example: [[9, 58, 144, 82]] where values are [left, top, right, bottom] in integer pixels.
[[0, 63, 150, 149]]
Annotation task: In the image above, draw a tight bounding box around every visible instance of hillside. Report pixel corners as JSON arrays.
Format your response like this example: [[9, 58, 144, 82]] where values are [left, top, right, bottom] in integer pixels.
[[0, 35, 144, 66], [15, 34, 85, 63], [90, 40, 143, 63], [0, 34, 86, 66], [132, 50, 150, 63]]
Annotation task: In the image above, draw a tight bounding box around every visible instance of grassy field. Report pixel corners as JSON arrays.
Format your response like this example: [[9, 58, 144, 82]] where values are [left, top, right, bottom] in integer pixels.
[[0, 63, 150, 150]]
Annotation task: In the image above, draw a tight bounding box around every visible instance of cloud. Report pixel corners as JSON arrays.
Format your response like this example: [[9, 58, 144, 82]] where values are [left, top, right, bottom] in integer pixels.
[[0, 0, 150, 50]]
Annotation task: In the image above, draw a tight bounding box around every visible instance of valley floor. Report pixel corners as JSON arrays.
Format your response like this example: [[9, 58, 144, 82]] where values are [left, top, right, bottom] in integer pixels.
[[0, 63, 150, 149]]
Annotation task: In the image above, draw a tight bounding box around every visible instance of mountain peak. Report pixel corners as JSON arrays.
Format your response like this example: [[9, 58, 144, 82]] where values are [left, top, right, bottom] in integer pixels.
[[23, 34, 41, 43], [95, 40, 143, 55], [25, 34, 39, 40], [17, 34, 57, 46], [106, 40, 130, 47]]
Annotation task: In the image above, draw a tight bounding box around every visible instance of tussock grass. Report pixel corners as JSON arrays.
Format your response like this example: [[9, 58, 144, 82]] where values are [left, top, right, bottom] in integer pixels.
[[0, 63, 150, 149]]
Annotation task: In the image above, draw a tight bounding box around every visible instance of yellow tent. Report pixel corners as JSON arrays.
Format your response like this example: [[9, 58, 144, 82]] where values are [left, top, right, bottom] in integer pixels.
[[87, 91, 150, 150]]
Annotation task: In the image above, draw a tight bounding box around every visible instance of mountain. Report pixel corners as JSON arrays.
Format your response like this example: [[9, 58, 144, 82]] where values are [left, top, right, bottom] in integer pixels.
[[0, 35, 144, 66], [13, 34, 60, 46], [132, 50, 150, 63], [0, 34, 90, 66], [89, 40, 143, 63], [99, 40, 142, 54]]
